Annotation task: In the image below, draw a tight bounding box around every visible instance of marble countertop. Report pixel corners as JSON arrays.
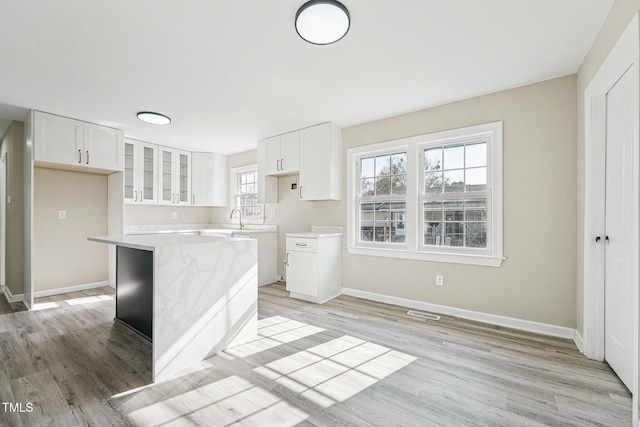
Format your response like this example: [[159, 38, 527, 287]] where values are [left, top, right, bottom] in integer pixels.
[[286, 232, 343, 238], [88, 233, 250, 251], [125, 224, 277, 236]]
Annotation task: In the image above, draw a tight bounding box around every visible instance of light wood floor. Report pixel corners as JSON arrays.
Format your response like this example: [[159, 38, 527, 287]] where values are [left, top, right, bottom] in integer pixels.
[[0, 283, 631, 426]]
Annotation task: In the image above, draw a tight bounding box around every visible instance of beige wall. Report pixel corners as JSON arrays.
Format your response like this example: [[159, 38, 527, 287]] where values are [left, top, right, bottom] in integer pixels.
[[1, 122, 24, 296], [34, 168, 108, 291], [576, 0, 640, 336], [343, 76, 577, 327], [214, 75, 578, 327]]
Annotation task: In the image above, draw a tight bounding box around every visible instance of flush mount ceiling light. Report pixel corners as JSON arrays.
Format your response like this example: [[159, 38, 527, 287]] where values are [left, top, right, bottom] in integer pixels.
[[137, 111, 171, 125], [295, 0, 350, 45]]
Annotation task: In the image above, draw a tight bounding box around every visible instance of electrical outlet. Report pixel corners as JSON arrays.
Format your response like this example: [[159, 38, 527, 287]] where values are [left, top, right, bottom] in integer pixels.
[[58, 210, 67, 220], [171, 212, 178, 220], [270, 209, 276, 218], [435, 275, 444, 287]]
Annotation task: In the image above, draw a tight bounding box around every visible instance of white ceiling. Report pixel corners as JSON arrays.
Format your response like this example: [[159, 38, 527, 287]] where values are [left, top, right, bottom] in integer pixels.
[[0, 1, 613, 155]]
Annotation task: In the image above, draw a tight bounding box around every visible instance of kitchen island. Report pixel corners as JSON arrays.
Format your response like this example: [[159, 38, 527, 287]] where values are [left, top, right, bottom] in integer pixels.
[[88, 233, 257, 382]]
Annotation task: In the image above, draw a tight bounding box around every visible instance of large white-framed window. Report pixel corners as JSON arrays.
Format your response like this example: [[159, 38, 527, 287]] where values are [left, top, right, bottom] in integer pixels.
[[230, 164, 264, 223], [347, 121, 503, 267]]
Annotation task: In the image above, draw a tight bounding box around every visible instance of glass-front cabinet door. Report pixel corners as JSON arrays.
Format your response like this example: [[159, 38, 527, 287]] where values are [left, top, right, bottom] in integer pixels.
[[179, 152, 189, 203], [160, 148, 174, 204], [141, 145, 157, 203], [124, 141, 135, 202], [158, 147, 191, 205], [124, 139, 158, 204]]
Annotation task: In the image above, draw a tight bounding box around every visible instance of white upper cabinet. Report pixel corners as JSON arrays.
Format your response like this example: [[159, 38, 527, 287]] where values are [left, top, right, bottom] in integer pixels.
[[191, 152, 227, 207], [263, 131, 299, 176], [83, 123, 123, 171], [34, 111, 123, 172], [159, 147, 191, 205], [124, 139, 158, 204], [299, 122, 342, 201]]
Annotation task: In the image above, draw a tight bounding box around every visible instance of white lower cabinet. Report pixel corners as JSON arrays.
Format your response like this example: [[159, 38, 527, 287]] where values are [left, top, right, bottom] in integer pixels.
[[285, 234, 341, 304]]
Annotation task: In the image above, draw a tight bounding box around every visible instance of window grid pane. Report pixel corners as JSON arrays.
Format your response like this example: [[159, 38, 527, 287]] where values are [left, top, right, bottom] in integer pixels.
[[423, 197, 487, 248], [424, 142, 487, 194], [358, 151, 407, 246], [360, 152, 407, 198], [235, 171, 261, 218]]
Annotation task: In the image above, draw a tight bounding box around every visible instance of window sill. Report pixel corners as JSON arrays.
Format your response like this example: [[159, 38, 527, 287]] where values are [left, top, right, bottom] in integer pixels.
[[347, 246, 504, 267]]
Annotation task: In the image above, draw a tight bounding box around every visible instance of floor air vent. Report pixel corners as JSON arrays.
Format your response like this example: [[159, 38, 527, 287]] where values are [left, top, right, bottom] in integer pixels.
[[407, 310, 441, 321]]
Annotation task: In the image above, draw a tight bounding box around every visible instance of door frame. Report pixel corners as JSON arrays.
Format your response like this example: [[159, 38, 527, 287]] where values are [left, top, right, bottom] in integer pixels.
[[1, 152, 5, 290], [583, 12, 639, 423]]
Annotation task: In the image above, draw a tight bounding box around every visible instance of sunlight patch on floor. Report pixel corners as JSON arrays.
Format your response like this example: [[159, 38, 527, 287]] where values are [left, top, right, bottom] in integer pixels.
[[253, 334, 417, 408], [31, 302, 60, 311], [65, 295, 113, 305], [223, 316, 325, 358], [125, 375, 308, 427]]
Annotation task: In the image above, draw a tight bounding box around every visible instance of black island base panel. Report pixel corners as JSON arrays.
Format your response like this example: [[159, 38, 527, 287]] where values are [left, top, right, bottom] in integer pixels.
[[116, 246, 153, 341]]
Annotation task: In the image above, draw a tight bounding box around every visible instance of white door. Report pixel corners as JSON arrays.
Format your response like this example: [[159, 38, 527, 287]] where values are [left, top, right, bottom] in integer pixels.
[[604, 66, 635, 391]]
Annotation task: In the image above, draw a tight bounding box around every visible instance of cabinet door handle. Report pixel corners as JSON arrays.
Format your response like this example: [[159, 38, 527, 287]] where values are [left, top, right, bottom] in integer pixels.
[[86, 150, 89, 165], [286, 252, 290, 266], [281, 158, 284, 171], [299, 185, 303, 199], [78, 149, 82, 164], [192, 194, 195, 205], [295, 242, 307, 247], [140, 191, 143, 202], [276, 159, 280, 171], [134, 191, 138, 202]]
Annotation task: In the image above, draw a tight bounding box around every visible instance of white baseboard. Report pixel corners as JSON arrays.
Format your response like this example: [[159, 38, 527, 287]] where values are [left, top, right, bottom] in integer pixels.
[[341, 287, 575, 340], [34, 281, 110, 298], [4, 286, 23, 303], [573, 329, 585, 354]]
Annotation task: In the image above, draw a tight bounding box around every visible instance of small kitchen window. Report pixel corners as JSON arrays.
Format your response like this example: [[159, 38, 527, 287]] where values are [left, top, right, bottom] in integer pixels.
[[230, 164, 264, 223], [346, 121, 503, 267]]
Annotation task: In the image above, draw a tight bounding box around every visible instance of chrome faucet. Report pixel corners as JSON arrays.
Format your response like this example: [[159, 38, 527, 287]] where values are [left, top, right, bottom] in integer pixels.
[[229, 208, 244, 230]]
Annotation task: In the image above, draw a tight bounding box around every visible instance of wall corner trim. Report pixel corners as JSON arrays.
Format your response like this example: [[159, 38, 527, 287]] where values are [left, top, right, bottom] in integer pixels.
[[341, 287, 576, 340], [574, 329, 585, 355]]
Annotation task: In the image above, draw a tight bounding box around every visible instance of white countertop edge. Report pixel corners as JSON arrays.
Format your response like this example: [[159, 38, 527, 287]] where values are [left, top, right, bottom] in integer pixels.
[[124, 223, 277, 235], [88, 234, 253, 250], [285, 232, 344, 238]]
